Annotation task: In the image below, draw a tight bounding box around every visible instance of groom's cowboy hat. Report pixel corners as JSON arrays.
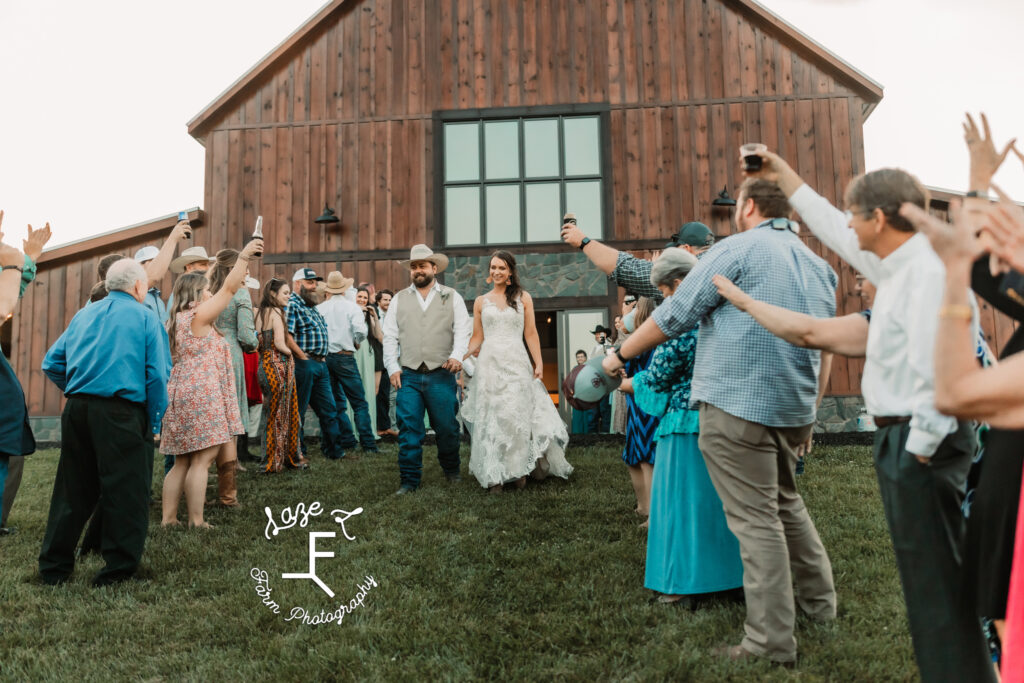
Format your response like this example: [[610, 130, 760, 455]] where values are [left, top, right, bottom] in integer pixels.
[[399, 244, 449, 274], [324, 270, 355, 295], [170, 246, 216, 274]]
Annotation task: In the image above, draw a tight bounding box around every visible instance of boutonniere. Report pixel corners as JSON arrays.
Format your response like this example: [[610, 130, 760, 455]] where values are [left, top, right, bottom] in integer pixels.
[[438, 286, 452, 303]]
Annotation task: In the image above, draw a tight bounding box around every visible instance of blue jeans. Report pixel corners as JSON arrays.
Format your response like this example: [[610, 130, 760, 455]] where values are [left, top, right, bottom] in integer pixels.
[[294, 358, 346, 459], [326, 353, 377, 450], [0, 456, 8, 511], [588, 395, 611, 433], [395, 368, 461, 489]]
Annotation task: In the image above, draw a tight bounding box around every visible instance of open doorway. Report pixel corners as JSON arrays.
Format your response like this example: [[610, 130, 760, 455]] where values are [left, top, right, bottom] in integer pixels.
[[532, 310, 559, 405]]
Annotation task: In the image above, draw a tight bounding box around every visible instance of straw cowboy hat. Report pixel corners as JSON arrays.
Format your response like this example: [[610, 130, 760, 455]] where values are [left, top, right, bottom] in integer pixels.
[[399, 244, 449, 274], [324, 270, 355, 295], [170, 246, 215, 274]]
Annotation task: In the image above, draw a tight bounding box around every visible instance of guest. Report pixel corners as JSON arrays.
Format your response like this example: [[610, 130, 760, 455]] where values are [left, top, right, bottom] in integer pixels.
[[160, 241, 260, 527], [374, 289, 398, 436], [562, 221, 715, 303], [208, 248, 259, 482], [351, 286, 381, 440], [751, 145, 994, 681], [0, 218, 49, 536], [287, 268, 348, 461], [618, 297, 659, 526], [242, 349, 262, 458], [255, 278, 304, 472], [620, 250, 743, 606], [382, 245, 470, 494], [131, 219, 192, 323], [588, 325, 613, 434], [39, 258, 170, 585], [316, 272, 377, 453], [609, 315, 626, 435], [603, 177, 838, 667], [570, 350, 590, 435]]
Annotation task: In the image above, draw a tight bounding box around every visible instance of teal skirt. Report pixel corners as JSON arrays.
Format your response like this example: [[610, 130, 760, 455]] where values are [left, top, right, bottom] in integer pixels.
[[644, 432, 743, 595]]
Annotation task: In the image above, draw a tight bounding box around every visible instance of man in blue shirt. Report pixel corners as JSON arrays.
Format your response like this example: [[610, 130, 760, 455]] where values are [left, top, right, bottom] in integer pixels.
[[605, 178, 838, 667], [39, 258, 170, 587], [286, 267, 348, 461]]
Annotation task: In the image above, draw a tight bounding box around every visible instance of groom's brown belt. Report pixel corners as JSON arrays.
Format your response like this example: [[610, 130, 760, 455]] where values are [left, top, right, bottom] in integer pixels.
[[873, 416, 911, 428]]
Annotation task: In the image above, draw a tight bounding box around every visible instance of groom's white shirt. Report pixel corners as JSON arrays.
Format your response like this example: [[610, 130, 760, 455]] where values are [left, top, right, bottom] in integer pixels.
[[382, 281, 471, 377]]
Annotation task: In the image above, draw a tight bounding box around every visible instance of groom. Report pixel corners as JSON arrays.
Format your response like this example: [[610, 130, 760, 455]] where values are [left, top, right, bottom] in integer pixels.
[[381, 244, 471, 495]]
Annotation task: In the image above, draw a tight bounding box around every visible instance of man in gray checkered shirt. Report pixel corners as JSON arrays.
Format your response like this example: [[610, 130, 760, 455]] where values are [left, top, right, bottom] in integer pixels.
[[604, 178, 838, 667], [560, 220, 715, 304]]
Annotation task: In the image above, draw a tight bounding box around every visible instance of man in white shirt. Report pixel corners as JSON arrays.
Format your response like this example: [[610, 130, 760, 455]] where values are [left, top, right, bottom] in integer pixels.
[[748, 150, 992, 683], [316, 271, 378, 454], [382, 245, 471, 494], [374, 289, 397, 436]]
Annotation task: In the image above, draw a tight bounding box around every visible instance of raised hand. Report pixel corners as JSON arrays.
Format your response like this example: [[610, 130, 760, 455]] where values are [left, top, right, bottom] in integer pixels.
[[982, 183, 1024, 273], [170, 219, 191, 241], [898, 201, 982, 267], [23, 222, 52, 262], [963, 113, 1015, 192], [560, 222, 585, 248], [239, 238, 264, 262]]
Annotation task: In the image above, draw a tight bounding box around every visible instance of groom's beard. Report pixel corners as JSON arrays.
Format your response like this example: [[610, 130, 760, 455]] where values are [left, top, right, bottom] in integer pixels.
[[412, 272, 434, 288], [299, 289, 321, 306]]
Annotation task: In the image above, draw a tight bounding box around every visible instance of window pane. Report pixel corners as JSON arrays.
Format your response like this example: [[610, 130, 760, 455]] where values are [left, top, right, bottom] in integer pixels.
[[565, 181, 602, 238], [525, 183, 562, 243], [563, 117, 600, 177], [445, 122, 480, 182], [485, 185, 521, 244], [446, 186, 481, 245], [484, 121, 520, 180], [524, 119, 559, 178]]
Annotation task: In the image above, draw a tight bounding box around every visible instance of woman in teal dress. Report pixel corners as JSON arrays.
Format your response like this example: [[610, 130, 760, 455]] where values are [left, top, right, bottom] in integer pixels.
[[620, 249, 742, 606]]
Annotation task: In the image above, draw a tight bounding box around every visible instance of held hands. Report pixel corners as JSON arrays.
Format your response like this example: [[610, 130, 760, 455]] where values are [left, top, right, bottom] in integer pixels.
[[442, 358, 463, 374], [711, 274, 753, 311], [240, 238, 264, 262], [390, 371, 402, 389], [560, 223, 585, 248]]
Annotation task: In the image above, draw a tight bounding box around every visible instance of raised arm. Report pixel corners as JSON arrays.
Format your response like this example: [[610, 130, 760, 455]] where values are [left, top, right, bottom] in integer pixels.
[[712, 274, 869, 357], [194, 240, 263, 330], [0, 240, 24, 321], [560, 221, 619, 274], [144, 220, 191, 287], [521, 292, 543, 380]]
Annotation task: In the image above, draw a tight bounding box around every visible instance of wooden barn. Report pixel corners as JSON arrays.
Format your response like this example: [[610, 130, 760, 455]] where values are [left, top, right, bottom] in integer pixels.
[[6, 0, 1017, 436]]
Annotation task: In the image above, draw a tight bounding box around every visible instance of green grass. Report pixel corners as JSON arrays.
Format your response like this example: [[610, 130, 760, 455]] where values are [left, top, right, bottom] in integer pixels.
[[0, 443, 915, 682]]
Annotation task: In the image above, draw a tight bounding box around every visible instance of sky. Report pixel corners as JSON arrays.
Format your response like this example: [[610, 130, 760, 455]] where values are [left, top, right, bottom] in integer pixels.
[[1, 0, 1022, 249]]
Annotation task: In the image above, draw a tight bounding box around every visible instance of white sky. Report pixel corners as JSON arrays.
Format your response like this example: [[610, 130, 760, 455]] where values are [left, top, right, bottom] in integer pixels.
[[1, 0, 1022, 248]]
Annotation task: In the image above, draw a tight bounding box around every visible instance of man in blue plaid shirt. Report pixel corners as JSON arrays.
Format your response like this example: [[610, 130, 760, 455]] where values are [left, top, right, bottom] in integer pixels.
[[604, 178, 838, 667], [286, 267, 348, 461]]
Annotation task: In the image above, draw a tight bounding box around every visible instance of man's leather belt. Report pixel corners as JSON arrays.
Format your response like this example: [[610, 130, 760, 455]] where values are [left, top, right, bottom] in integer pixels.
[[307, 355, 326, 362], [334, 350, 354, 355], [873, 415, 911, 428]]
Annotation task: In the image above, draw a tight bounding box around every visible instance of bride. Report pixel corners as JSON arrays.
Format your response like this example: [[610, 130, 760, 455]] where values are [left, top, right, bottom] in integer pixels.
[[462, 251, 572, 492]]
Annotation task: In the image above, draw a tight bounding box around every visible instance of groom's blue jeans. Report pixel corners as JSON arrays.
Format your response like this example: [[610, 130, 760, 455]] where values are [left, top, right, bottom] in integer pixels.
[[396, 368, 461, 489]]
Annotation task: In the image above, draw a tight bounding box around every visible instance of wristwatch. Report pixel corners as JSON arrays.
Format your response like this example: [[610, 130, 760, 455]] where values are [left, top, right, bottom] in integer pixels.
[[579, 237, 591, 250], [615, 348, 628, 365], [1, 265, 24, 273]]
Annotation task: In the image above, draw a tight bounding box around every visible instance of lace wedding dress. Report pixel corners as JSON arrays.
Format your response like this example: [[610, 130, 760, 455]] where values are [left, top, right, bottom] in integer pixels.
[[462, 297, 572, 488]]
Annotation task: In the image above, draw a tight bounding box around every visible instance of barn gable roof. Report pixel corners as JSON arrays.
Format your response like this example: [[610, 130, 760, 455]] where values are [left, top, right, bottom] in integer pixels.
[[186, 0, 883, 142]]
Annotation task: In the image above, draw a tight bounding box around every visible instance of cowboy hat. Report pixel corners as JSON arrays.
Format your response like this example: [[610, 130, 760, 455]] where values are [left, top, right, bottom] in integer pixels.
[[399, 244, 449, 274], [589, 324, 612, 336], [170, 246, 215, 274], [324, 270, 355, 295]]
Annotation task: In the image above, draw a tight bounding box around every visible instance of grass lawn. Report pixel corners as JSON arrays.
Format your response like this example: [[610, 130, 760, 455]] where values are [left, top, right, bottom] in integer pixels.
[[0, 442, 916, 682]]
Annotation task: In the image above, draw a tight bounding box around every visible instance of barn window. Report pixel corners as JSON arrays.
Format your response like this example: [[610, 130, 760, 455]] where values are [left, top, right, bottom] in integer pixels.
[[441, 114, 605, 246]]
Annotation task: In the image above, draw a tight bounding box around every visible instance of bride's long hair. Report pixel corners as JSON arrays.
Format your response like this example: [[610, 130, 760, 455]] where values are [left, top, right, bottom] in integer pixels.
[[491, 250, 522, 311]]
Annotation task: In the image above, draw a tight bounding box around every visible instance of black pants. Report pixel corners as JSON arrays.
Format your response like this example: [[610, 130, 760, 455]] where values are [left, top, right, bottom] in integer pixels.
[[873, 421, 995, 683], [39, 396, 152, 586], [376, 377, 391, 431]]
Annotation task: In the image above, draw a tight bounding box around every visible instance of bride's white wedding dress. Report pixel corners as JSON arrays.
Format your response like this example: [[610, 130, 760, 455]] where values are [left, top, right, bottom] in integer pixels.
[[462, 296, 572, 488]]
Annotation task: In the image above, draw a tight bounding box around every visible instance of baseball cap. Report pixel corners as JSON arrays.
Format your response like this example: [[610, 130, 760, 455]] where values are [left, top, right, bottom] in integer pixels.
[[666, 221, 714, 249], [567, 356, 622, 406], [133, 246, 160, 264], [292, 267, 323, 282]]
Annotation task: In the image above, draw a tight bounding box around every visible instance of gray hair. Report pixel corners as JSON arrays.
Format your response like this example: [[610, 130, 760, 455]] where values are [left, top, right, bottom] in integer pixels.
[[105, 258, 147, 294], [649, 249, 698, 288]]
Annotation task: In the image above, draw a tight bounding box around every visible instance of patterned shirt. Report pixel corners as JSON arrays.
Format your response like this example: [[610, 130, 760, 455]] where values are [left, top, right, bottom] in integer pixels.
[[612, 253, 663, 304], [651, 219, 838, 427], [285, 291, 329, 357], [632, 331, 701, 440]]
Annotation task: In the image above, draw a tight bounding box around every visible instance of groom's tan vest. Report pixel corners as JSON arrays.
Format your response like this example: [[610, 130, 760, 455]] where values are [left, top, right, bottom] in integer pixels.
[[395, 287, 456, 371]]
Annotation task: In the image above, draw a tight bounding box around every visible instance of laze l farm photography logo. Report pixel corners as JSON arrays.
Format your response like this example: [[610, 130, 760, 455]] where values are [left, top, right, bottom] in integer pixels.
[[250, 501, 378, 626]]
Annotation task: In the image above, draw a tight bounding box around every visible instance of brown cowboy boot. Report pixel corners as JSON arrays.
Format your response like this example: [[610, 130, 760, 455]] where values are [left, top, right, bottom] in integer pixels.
[[217, 461, 241, 508]]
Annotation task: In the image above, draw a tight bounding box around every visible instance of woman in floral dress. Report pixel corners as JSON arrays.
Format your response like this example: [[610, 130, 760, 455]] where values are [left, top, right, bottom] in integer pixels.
[[160, 239, 262, 528]]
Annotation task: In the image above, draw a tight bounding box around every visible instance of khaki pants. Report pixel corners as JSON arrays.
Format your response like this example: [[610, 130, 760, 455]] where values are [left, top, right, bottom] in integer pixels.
[[698, 403, 836, 663]]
